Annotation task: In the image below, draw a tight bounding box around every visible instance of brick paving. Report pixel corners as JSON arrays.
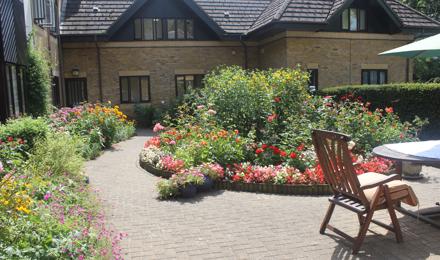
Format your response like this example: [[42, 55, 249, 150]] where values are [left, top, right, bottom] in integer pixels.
[[85, 129, 440, 259]]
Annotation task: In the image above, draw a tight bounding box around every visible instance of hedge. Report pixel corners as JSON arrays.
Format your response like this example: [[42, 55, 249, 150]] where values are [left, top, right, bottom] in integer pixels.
[[319, 83, 440, 140]]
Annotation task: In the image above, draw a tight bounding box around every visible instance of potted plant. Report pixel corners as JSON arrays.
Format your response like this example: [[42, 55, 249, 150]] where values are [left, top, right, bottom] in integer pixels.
[[198, 163, 224, 192], [173, 170, 204, 198]]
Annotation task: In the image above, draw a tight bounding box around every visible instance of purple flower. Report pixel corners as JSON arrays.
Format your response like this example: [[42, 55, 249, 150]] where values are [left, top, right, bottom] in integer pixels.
[[44, 192, 52, 201]]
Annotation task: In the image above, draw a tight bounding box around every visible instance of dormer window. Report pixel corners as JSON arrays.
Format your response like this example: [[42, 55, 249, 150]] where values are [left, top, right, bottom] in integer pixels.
[[342, 8, 366, 31], [134, 18, 194, 40]]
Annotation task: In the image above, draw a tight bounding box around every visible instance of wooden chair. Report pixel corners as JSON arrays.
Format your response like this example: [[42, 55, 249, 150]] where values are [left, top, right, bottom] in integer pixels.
[[311, 129, 418, 254]]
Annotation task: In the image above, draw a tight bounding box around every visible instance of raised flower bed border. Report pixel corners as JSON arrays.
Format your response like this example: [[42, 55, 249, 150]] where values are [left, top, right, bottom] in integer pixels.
[[139, 159, 332, 196]]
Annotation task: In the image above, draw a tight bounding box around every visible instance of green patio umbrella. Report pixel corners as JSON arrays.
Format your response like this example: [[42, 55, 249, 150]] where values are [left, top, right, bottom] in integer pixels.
[[379, 33, 440, 58]]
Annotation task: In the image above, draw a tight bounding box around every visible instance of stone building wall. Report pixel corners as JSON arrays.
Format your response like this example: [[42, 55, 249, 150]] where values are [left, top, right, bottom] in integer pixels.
[[62, 31, 414, 114], [63, 41, 247, 114], [257, 31, 413, 89]]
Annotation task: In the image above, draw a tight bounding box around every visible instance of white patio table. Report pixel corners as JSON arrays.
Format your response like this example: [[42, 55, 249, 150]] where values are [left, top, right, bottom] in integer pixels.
[[373, 141, 440, 228]]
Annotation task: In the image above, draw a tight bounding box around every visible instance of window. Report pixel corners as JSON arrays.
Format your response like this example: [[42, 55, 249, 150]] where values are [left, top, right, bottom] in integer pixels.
[[361, 70, 387, 85], [167, 19, 176, 39], [120, 76, 151, 103], [32, 0, 56, 31], [134, 18, 194, 40], [175, 75, 204, 97], [342, 8, 366, 31], [65, 78, 87, 107], [308, 69, 318, 92]]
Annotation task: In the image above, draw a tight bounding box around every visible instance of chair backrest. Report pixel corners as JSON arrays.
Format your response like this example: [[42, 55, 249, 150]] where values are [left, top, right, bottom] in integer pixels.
[[312, 129, 369, 205]]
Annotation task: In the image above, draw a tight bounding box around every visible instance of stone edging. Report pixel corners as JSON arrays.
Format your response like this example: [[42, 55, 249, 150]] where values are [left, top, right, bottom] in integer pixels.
[[139, 160, 174, 179], [140, 159, 332, 196]]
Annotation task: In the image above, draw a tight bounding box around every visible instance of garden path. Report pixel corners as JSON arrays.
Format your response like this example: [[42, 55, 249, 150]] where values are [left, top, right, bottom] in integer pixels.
[[85, 129, 440, 259]]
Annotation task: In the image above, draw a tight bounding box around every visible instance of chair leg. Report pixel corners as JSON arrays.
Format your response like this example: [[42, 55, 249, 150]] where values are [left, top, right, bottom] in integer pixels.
[[320, 202, 335, 234], [353, 210, 374, 254], [383, 185, 403, 243]]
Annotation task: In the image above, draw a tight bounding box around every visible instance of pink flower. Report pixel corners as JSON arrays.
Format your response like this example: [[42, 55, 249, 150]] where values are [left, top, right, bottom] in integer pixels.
[[169, 140, 176, 145], [197, 105, 205, 110], [153, 123, 165, 132], [267, 114, 277, 123], [207, 109, 217, 115], [0, 162, 3, 173], [44, 192, 52, 201]]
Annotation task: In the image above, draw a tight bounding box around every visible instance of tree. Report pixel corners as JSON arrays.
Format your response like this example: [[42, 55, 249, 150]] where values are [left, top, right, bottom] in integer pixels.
[[402, 0, 440, 82], [25, 39, 52, 116]]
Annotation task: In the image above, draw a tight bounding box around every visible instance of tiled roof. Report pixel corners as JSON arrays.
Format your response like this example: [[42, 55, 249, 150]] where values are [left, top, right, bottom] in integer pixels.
[[61, 0, 135, 35], [60, 0, 440, 36], [386, 0, 440, 28], [278, 0, 334, 24], [193, 0, 271, 34]]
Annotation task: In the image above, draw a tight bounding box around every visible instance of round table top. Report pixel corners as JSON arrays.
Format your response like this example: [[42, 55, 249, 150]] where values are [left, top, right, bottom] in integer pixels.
[[373, 145, 440, 165]]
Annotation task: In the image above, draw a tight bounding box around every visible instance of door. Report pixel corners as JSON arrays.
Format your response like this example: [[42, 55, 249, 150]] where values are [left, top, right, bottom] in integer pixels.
[[65, 78, 87, 107]]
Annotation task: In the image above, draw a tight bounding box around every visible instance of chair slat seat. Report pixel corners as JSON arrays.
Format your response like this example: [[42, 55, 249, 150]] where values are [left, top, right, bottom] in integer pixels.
[[330, 195, 366, 213]]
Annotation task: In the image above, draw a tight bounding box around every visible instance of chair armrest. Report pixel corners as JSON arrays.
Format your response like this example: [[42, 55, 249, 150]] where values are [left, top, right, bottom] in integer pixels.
[[360, 174, 400, 190]]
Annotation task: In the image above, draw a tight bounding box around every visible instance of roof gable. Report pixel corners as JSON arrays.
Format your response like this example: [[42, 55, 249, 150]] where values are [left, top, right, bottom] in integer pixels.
[[60, 0, 440, 36]]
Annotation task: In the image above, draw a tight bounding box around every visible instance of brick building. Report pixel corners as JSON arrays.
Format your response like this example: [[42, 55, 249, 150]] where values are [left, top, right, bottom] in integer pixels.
[[60, 0, 440, 114]]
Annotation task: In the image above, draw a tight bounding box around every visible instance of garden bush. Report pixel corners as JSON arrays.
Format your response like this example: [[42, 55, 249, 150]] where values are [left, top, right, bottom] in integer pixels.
[[134, 103, 157, 127], [199, 66, 310, 137], [49, 103, 136, 159], [319, 83, 440, 139], [0, 131, 123, 259], [0, 107, 134, 258], [25, 40, 52, 116], [143, 67, 424, 199], [0, 117, 50, 153]]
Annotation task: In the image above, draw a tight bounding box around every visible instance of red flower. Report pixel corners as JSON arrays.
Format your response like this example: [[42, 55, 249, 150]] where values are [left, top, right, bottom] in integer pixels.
[[18, 138, 24, 144], [297, 144, 305, 151], [273, 147, 281, 155], [385, 107, 393, 114], [399, 133, 404, 139], [280, 151, 287, 157], [261, 144, 268, 149], [232, 175, 241, 182], [255, 148, 264, 155], [7, 136, 13, 142], [290, 152, 297, 159], [267, 114, 277, 123], [274, 97, 281, 103]]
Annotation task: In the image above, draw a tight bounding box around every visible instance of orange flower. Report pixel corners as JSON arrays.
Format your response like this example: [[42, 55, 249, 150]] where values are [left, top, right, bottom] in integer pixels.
[[201, 141, 207, 146], [385, 107, 393, 114]]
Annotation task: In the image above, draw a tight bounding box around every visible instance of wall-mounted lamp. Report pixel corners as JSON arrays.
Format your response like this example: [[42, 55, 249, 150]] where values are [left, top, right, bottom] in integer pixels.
[[71, 68, 80, 77]]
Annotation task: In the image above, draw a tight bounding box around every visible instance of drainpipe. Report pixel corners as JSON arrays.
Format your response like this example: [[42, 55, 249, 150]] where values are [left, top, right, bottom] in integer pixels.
[[240, 35, 248, 69], [58, 35, 65, 106], [95, 35, 103, 102], [405, 58, 410, 82]]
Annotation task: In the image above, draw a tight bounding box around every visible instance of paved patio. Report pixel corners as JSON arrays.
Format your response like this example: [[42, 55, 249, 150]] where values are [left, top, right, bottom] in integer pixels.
[[85, 129, 440, 259]]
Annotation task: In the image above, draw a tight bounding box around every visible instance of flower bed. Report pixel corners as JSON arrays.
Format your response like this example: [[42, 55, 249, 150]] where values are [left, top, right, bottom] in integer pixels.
[[140, 67, 417, 199], [0, 103, 135, 259]]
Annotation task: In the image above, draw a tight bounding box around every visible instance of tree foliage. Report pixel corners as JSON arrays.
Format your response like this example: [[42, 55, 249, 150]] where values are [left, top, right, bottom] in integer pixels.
[[402, 0, 440, 82], [25, 40, 51, 116]]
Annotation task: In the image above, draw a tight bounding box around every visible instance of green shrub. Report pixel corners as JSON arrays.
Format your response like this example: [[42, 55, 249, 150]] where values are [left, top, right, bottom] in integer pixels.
[[201, 66, 310, 137], [134, 103, 157, 127], [0, 117, 50, 152], [27, 132, 84, 178], [49, 104, 135, 159], [25, 40, 51, 116], [319, 83, 440, 139]]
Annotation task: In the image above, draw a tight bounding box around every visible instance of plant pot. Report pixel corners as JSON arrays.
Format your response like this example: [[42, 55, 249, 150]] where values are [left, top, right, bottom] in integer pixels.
[[402, 162, 423, 180], [198, 176, 214, 192], [179, 184, 197, 198]]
